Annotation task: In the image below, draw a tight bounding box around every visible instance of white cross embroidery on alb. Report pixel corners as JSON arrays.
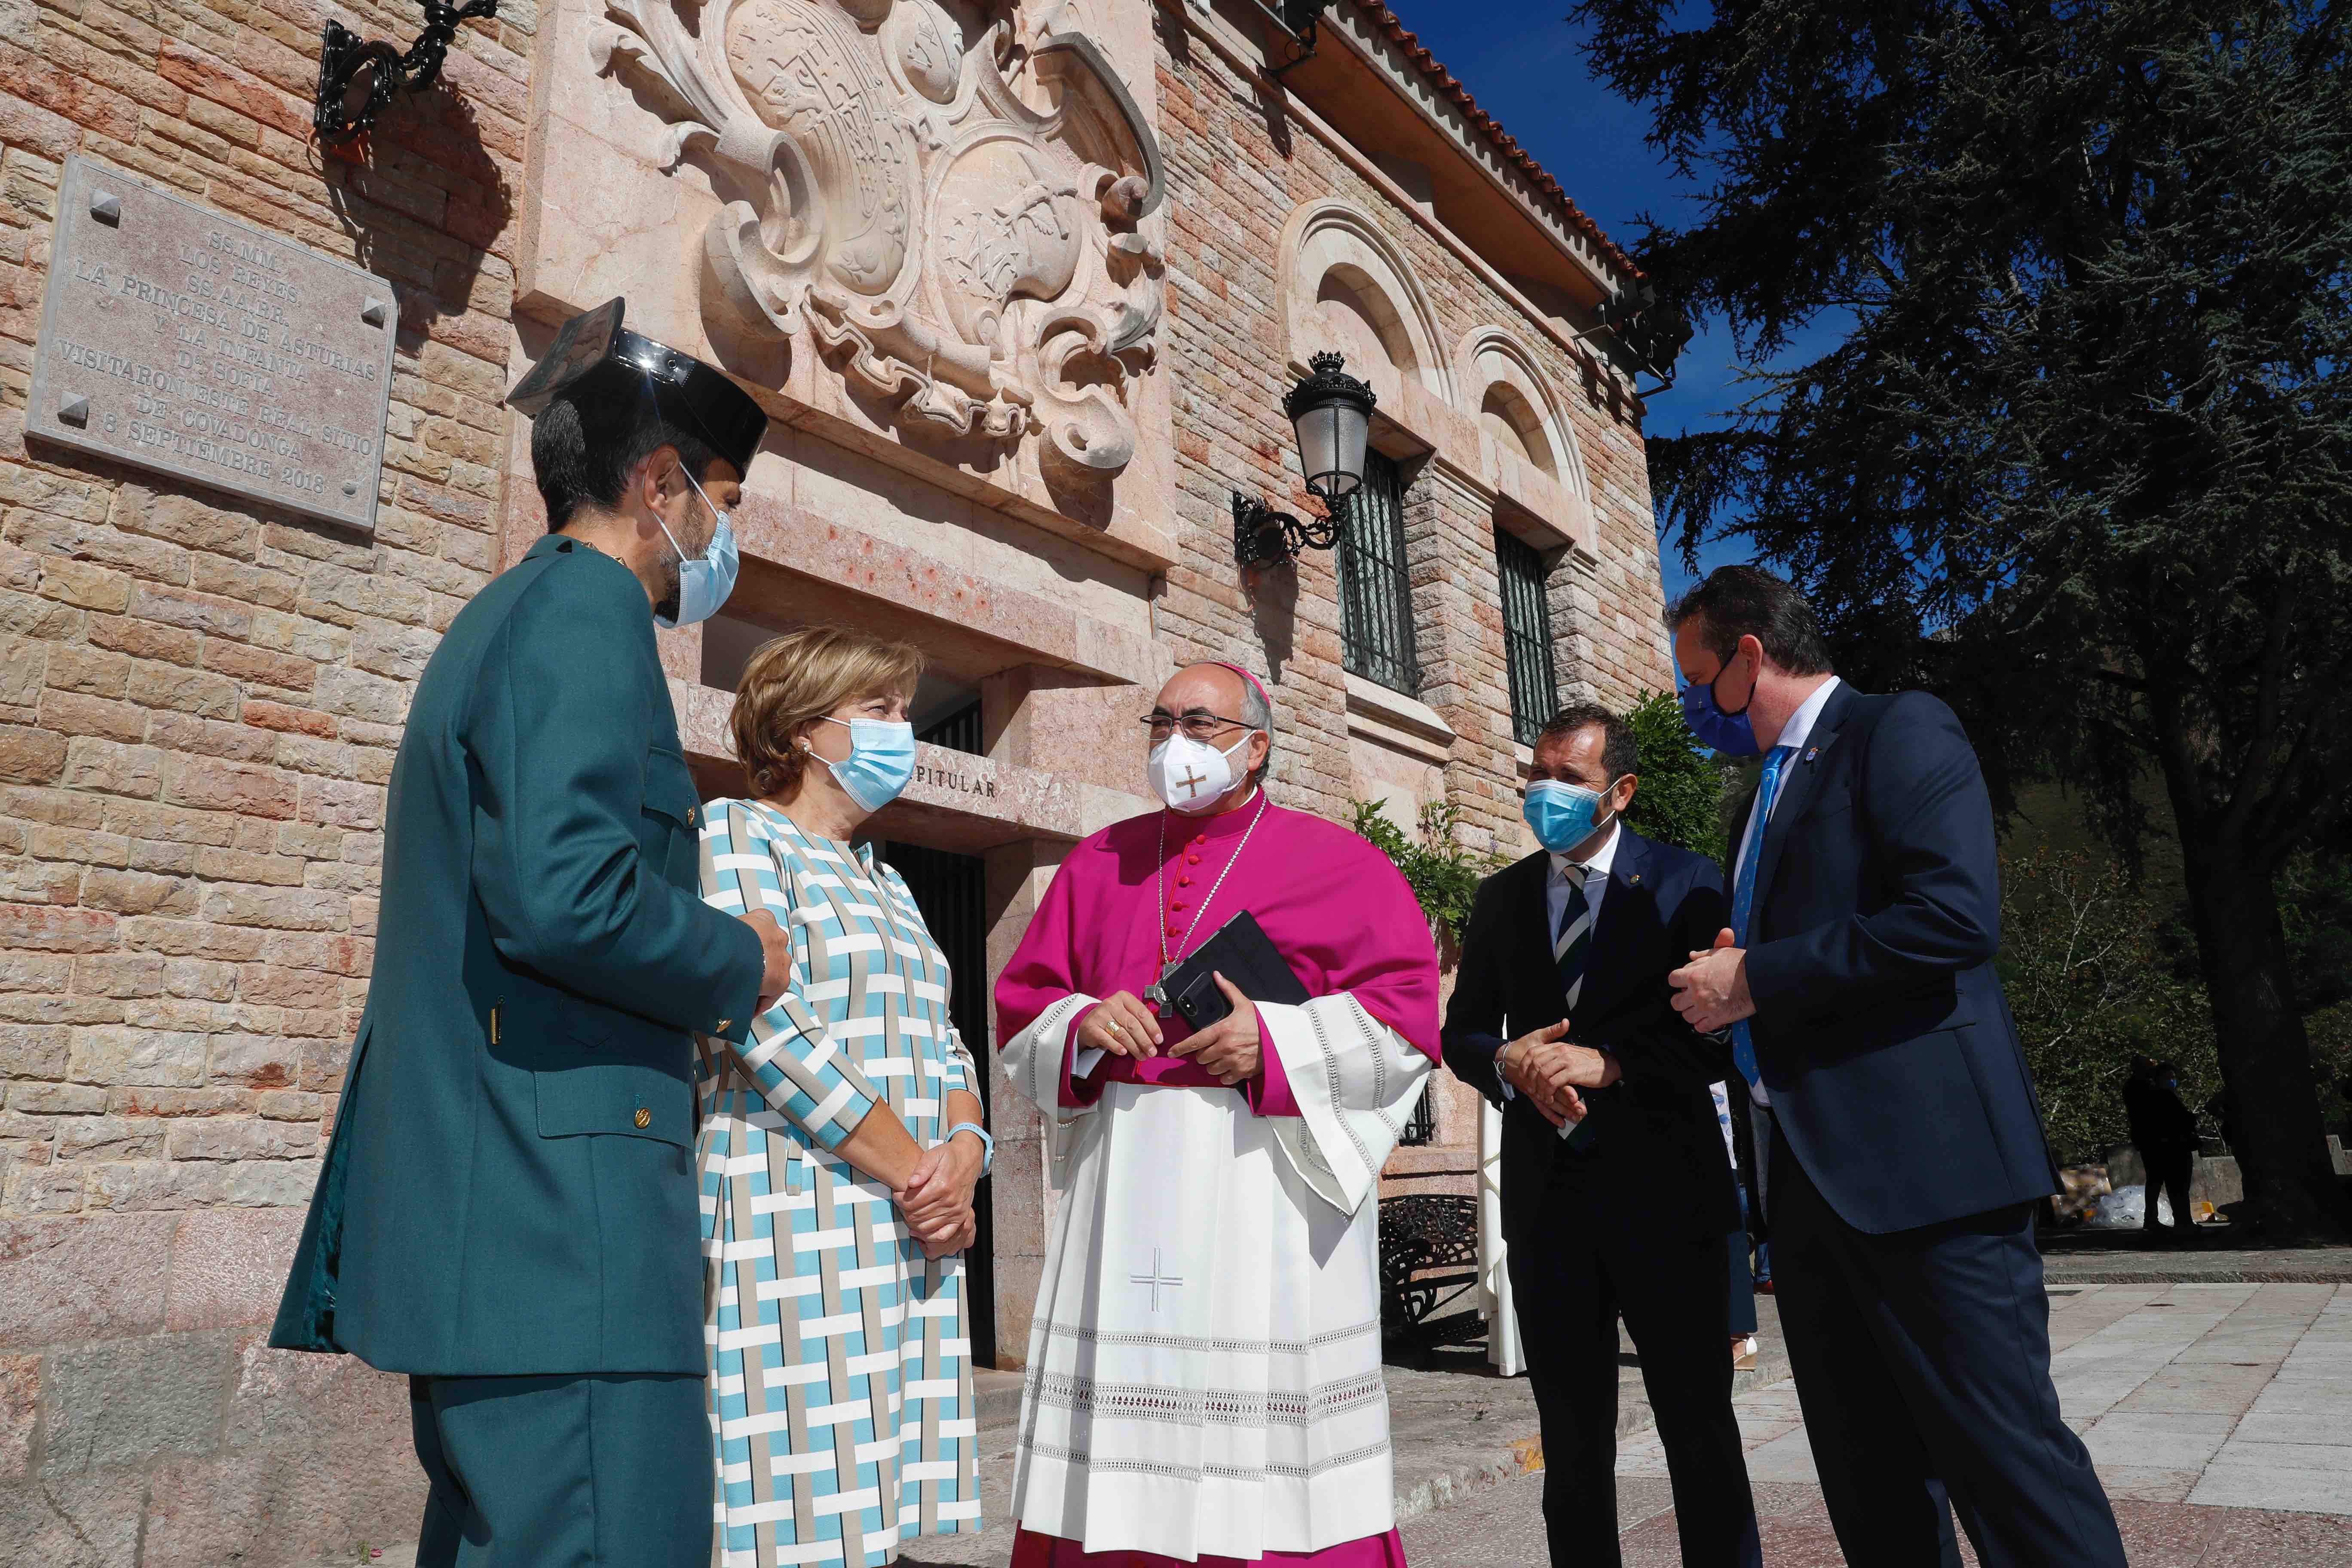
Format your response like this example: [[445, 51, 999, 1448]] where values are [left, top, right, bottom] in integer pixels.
[[1129, 1247, 1185, 1312]]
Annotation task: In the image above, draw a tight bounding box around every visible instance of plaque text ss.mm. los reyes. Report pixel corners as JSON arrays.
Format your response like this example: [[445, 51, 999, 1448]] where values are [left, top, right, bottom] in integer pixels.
[[26, 155, 397, 532]]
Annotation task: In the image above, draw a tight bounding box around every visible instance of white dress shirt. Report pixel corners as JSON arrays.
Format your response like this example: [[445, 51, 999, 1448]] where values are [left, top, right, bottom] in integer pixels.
[[1731, 675, 1841, 1108], [1729, 676, 1842, 884], [1546, 817, 1621, 949], [1501, 820, 1620, 1131]]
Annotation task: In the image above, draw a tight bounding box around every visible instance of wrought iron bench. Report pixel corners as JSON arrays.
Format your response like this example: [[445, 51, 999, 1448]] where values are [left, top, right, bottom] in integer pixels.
[[1378, 1193, 1482, 1346]]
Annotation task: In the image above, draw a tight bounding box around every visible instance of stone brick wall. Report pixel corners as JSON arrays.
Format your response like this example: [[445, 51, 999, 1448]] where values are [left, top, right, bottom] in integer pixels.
[[0, 0, 527, 1556], [1152, 18, 1674, 842]]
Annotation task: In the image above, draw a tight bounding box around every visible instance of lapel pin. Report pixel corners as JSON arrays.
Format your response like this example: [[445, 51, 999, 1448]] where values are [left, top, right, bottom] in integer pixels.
[[1627, 873, 1642, 886], [1804, 746, 1820, 764]]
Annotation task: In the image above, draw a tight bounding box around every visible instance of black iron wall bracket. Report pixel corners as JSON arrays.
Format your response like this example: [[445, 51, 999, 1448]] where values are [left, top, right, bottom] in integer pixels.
[[313, 0, 501, 147], [1236, 0, 1334, 77], [1232, 490, 1344, 570]]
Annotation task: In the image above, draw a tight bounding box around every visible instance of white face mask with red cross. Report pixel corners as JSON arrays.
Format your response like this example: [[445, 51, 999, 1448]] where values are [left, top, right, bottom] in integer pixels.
[[1147, 731, 1254, 813]]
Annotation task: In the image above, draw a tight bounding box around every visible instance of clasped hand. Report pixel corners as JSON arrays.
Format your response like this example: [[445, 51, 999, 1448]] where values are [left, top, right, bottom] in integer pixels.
[[1667, 928, 1754, 1034], [1501, 1020, 1619, 1128], [1076, 989, 1164, 1059], [1077, 973, 1262, 1086], [896, 1133, 983, 1260]]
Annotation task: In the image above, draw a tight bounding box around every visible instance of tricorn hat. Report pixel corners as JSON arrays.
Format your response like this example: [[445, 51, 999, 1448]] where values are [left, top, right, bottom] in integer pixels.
[[505, 298, 768, 478]]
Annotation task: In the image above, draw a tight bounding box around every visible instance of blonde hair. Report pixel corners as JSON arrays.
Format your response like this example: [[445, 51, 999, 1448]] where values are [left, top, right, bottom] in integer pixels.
[[731, 626, 926, 799]]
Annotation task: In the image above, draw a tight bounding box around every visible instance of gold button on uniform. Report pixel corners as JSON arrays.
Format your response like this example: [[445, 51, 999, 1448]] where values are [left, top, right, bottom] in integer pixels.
[[634, 1107, 652, 1129]]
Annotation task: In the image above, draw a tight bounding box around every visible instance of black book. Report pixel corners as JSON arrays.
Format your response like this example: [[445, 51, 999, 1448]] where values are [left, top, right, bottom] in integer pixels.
[[1161, 910, 1312, 1033]]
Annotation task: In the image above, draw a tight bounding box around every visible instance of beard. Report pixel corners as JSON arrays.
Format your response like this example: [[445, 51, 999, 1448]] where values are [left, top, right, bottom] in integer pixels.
[[654, 547, 683, 625]]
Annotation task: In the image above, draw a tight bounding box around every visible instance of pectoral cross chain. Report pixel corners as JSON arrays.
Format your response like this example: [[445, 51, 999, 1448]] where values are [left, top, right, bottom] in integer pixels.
[[1130, 1248, 1185, 1312]]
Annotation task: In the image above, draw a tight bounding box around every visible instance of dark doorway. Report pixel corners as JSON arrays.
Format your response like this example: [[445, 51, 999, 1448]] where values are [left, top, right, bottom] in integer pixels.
[[868, 836, 997, 1367]]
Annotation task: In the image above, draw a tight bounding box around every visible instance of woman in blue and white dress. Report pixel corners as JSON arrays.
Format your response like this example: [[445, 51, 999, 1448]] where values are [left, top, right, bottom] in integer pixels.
[[695, 626, 986, 1567]]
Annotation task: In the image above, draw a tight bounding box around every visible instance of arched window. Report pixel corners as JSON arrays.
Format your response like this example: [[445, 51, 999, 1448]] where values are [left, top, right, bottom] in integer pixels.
[[1463, 329, 1589, 502], [1479, 382, 1555, 482], [1279, 199, 1453, 405]]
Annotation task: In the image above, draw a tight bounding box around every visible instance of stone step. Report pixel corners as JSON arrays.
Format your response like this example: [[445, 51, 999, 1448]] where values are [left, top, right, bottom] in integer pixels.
[[973, 1366, 1024, 1431]]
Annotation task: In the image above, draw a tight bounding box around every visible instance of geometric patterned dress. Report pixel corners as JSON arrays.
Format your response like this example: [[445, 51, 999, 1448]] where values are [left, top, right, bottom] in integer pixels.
[[695, 797, 983, 1566]]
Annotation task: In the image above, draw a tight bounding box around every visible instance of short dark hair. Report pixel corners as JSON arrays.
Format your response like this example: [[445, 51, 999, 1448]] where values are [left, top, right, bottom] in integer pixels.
[[1664, 565, 1833, 677], [531, 364, 721, 531], [1535, 701, 1638, 783]]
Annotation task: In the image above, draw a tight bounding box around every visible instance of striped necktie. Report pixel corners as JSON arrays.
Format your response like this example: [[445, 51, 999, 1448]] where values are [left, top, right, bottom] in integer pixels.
[[1555, 863, 1599, 1147], [1555, 862, 1592, 1012], [1728, 746, 1798, 1087]]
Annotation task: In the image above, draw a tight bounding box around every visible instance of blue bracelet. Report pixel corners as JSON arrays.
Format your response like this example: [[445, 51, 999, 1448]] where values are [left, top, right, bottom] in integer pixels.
[[945, 1121, 993, 1178]]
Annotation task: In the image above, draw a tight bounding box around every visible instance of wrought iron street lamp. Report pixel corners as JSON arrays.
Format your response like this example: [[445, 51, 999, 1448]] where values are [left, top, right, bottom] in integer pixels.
[[1232, 351, 1378, 570]]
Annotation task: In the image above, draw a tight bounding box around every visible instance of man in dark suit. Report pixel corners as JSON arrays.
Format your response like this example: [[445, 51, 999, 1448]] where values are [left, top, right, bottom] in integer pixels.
[[271, 301, 793, 1567], [1665, 565, 2125, 1567], [1443, 703, 1760, 1568]]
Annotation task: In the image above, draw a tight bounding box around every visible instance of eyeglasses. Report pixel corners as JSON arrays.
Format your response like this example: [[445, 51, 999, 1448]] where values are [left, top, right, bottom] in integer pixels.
[[1142, 710, 1251, 742]]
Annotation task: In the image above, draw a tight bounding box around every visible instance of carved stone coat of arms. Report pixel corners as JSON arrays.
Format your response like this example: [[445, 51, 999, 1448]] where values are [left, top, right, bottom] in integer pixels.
[[592, 0, 1164, 479]]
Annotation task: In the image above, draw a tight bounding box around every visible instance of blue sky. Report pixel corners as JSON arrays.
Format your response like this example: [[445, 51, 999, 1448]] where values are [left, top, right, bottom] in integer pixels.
[[1380, 1, 1762, 601]]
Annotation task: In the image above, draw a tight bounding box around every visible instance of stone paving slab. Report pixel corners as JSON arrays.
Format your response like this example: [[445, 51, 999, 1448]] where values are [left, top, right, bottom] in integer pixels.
[[1613, 1282, 2352, 1530], [1397, 1475, 2352, 1566]]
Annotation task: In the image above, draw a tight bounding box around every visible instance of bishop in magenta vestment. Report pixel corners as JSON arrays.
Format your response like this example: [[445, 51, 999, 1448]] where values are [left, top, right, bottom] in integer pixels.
[[996, 785, 1441, 1566]]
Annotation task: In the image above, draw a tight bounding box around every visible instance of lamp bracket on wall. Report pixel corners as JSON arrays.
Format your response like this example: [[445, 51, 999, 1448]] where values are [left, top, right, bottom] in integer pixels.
[[1238, 0, 1334, 77], [313, 0, 500, 147], [1233, 490, 1344, 570], [1592, 289, 1694, 398]]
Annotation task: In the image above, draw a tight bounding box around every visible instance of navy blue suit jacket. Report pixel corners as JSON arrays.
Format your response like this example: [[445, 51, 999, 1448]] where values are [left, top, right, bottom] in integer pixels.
[[1739, 683, 2058, 1233], [1442, 829, 1738, 1245]]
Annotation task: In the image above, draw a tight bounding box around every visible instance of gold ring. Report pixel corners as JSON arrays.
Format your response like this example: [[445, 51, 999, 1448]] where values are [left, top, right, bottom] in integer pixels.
[[1106, 1020, 1124, 1035]]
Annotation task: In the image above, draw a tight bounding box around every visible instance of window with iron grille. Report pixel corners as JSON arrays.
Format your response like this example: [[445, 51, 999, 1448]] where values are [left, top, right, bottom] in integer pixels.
[[1495, 527, 1558, 747], [1336, 450, 1420, 696], [1398, 1084, 1435, 1147], [918, 700, 982, 756]]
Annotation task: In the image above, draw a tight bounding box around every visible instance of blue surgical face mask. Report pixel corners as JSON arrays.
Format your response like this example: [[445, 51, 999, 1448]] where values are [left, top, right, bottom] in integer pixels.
[[1678, 647, 1761, 757], [653, 467, 740, 629], [1524, 778, 1621, 854], [813, 716, 916, 813]]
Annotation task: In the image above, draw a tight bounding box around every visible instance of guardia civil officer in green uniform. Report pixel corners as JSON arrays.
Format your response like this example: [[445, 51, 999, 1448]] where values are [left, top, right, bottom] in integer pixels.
[[271, 299, 794, 1567]]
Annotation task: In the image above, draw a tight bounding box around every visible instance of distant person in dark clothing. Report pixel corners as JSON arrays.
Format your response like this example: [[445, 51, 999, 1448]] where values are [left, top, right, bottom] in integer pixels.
[[2123, 1058, 2199, 1241]]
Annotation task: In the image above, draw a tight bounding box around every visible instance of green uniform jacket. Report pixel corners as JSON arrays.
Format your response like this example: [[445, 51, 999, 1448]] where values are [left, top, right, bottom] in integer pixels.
[[270, 533, 765, 1375]]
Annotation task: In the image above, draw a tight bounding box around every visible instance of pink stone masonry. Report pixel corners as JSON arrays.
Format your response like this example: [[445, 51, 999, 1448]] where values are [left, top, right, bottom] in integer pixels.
[[1, 0, 525, 1552]]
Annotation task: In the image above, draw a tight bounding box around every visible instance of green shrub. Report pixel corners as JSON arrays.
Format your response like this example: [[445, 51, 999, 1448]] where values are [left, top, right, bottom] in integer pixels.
[[1623, 689, 1734, 864], [1346, 797, 1495, 949]]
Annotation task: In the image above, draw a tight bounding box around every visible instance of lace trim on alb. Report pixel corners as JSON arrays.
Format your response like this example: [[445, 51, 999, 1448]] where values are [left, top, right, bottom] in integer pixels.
[[1033, 1317, 1381, 1356], [1022, 1367, 1388, 1428], [1026, 1436, 1392, 1483]]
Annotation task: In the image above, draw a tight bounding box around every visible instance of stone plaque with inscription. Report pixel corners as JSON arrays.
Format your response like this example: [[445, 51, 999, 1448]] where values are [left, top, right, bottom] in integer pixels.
[[27, 155, 396, 532]]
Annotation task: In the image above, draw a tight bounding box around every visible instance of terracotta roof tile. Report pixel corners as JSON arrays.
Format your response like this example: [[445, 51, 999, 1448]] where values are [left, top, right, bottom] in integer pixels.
[[1349, 1, 1645, 284]]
